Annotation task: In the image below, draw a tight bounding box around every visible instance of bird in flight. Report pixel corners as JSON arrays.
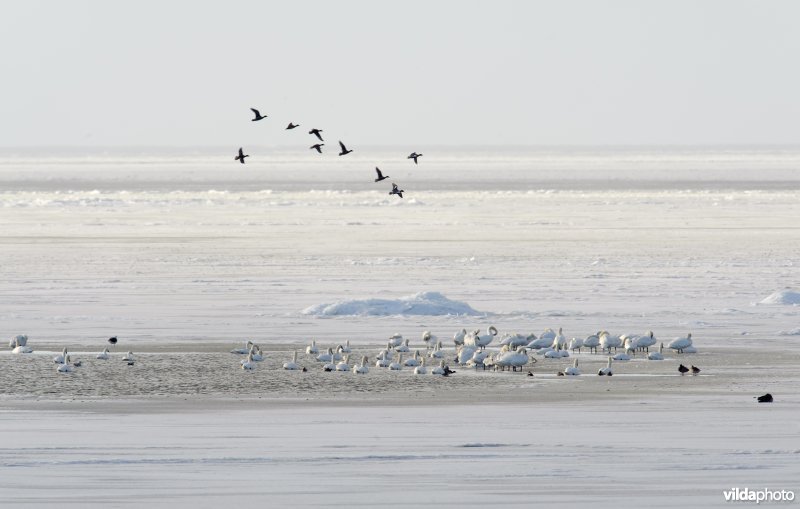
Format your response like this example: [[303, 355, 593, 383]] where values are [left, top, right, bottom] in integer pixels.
[[235, 147, 249, 163], [286, 122, 300, 130], [250, 108, 267, 121], [108, 336, 118, 345], [389, 183, 404, 198], [374, 167, 389, 182], [408, 152, 422, 164], [309, 128, 324, 141], [338, 141, 353, 156], [310, 143, 324, 153]]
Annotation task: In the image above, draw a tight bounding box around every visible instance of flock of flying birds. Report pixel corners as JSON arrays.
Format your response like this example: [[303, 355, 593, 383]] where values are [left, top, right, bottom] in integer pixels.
[[235, 107, 422, 199]]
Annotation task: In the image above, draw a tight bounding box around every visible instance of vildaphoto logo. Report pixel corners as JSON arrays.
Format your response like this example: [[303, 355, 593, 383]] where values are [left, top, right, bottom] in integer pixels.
[[723, 488, 795, 504]]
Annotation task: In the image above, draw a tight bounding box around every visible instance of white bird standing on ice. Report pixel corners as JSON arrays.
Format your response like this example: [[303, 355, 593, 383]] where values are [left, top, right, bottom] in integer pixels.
[[552, 327, 567, 349], [598, 357, 613, 376], [96, 347, 110, 360], [600, 331, 622, 353], [668, 333, 693, 353], [283, 351, 300, 370], [568, 337, 584, 353], [636, 331, 657, 352], [582, 333, 601, 353], [422, 331, 436, 349], [453, 329, 467, 346]]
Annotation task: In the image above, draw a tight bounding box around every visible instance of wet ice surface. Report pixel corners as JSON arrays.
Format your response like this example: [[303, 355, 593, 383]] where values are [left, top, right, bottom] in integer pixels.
[[1, 147, 800, 507]]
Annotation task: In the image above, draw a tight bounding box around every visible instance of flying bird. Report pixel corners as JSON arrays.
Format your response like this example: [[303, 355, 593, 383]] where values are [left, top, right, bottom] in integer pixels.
[[756, 393, 773, 403], [250, 108, 267, 121], [389, 183, 404, 198], [338, 141, 352, 156], [108, 336, 118, 345], [374, 167, 389, 182], [309, 128, 324, 141], [408, 152, 422, 164], [310, 144, 324, 154], [286, 122, 300, 130], [235, 147, 249, 164]]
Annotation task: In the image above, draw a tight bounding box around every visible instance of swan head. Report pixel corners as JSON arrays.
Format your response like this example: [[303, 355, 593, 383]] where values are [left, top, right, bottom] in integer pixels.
[[489, 326, 498, 336]]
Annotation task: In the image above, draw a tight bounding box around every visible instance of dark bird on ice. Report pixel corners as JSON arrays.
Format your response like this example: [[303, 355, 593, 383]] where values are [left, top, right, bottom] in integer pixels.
[[108, 336, 118, 345], [235, 147, 249, 164], [338, 141, 353, 156], [691, 365, 701, 375], [408, 152, 422, 164], [756, 393, 773, 403], [374, 167, 389, 182], [310, 143, 324, 154], [389, 183, 404, 198], [250, 108, 267, 121], [309, 128, 324, 141], [678, 364, 690, 375], [286, 122, 300, 130]]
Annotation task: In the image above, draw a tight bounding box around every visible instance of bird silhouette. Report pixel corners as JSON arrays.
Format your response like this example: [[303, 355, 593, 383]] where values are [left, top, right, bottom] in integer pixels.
[[691, 365, 701, 375], [309, 128, 324, 141], [408, 152, 422, 164], [108, 336, 118, 345], [286, 122, 300, 130], [374, 167, 389, 182], [338, 141, 353, 156], [250, 108, 267, 121], [756, 393, 773, 403], [678, 364, 689, 375], [389, 183, 404, 198], [235, 147, 249, 163], [310, 143, 324, 154]]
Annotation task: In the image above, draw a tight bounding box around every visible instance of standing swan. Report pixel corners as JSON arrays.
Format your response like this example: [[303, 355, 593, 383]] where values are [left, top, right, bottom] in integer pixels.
[[668, 333, 693, 353], [598, 357, 613, 376]]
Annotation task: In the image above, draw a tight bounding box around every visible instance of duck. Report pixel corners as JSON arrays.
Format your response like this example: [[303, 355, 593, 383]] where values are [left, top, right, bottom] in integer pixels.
[[374, 167, 389, 182], [241, 353, 256, 370], [309, 128, 324, 141], [310, 143, 324, 153], [234, 147, 249, 164], [286, 122, 299, 129], [305, 340, 319, 355], [407, 152, 422, 164], [96, 347, 110, 360], [108, 336, 118, 345], [283, 351, 300, 371], [389, 183, 404, 198], [668, 333, 693, 353], [691, 365, 701, 375], [353, 356, 370, 374], [756, 393, 773, 403], [338, 141, 353, 156], [598, 357, 613, 376], [57, 355, 74, 373], [647, 343, 665, 360], [563, 358, 580, 376], [249, 108, 267, 121], [678, 364, 689, 375]]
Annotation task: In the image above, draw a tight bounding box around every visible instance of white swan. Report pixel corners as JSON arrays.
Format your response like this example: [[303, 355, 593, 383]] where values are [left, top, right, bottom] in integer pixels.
[[249, 345, 264, 362], [583, 333, 601, 353], [623, 336, 639, 356], [283, 351, 300, 370], [57, 354, 74, 373], [96, 347, 110, 360], [527, 334, 554, 349], [428, 340, 445, 359], [414, 358, 428, 375], [375, 356, 390, 368], [305, 340, 319, 355], [636, 331, 657, 352], [453, 328, 467, 346], [612, 352, 631, 361], [353, 356, 369, 374], [53, 347, 69, 364], [568, 337, 584, 353], [552, 327, 567, 349], [10, 335, 33, 354], [598, 357, 613, 376], [241, 352, 256, 370], [122, 351, 135, 362], [467, 349, 490, 369], [431, 360, 447, 376], [338, 340, 352, 354], [647, 343, 665, 360], [389, 353, 404, 371], [376, 342, 393, 361], [495, 346, 530, 372], [499, 333, 533, 348], [388, 333, 404, 348], [335, 355, 351, 372], [544, 345, 569, 358], [231, 340, 254, 355], [599, 332, 622, 353], [395, 338, 410, 353], [404, 350, 421, 367], [316, 347, 335, 363], [464, 326, 497, 349], [668, 333, 693, 353], [564, 358, 580, 376], [457, 345, 477, 365], [539, 328, 557, 342], [422, 331, 437, 348], [322, 357, 337, 372]]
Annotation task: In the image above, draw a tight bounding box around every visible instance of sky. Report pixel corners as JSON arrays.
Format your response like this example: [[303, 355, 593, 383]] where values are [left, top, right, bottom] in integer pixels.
[[2, 0, 799, 147]]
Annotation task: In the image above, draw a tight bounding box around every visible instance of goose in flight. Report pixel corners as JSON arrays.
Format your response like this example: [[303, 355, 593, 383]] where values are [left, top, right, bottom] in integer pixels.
[[235, 147, 249, 164], [108, 336, 118, 345], [756, 393, 773, 403], [338, 141, 353, 156], [286, 122, 300, 129], [389, 183, 404, 198], [374, 167, 389, 182], [250, 108, 267, 121], [310, 143, 324, 154], [309, 128, 324, 141], [408, 152, 422, 164]]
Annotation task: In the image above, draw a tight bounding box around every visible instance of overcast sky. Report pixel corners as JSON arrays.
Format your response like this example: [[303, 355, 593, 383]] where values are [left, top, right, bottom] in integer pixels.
[[2, 0, 799, 147]]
